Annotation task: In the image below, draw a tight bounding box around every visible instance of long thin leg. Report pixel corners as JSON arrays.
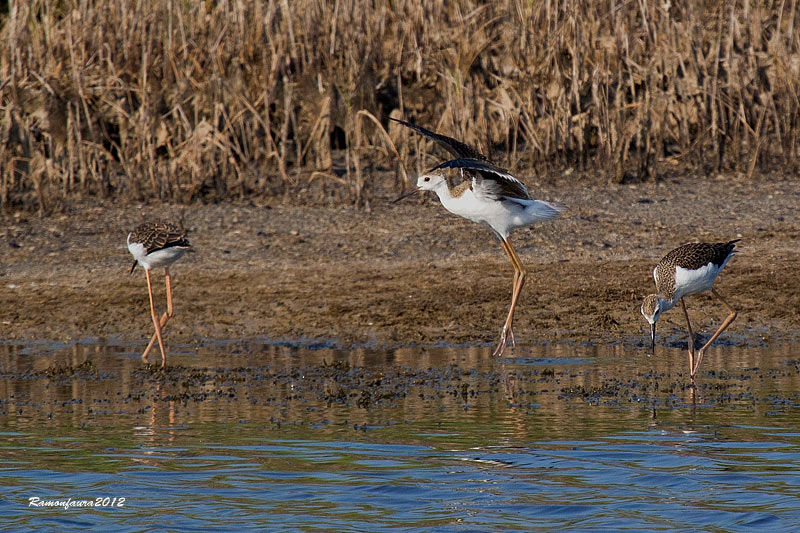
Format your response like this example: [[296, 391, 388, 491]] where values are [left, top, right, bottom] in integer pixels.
[[509, 245, 527, 330], [493, 239, 517, 356], [508, 267, 520, 347], [142, 267, 174, 360], [144, 268, 167, 366], [142, 312, 169, 360], [493, 239, 518, 356], [693, 288, 737, 376], [165, 266, 174, 315], [680, 298, 696, 376], [493, 238, 527, 357]]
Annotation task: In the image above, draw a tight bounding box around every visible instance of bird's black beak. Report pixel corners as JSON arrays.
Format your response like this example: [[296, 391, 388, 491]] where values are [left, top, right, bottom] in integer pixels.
[[650, 323, 656, 357], [129, 260, 138, 275], [393, 187, 420, 203]]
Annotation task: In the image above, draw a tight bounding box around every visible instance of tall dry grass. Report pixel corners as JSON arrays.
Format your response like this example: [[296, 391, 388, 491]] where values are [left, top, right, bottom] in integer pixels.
[[1, 0, 798, 213]]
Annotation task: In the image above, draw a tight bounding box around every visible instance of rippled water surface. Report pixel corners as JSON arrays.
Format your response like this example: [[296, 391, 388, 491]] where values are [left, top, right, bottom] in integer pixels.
[[2, 342, 800, 530]]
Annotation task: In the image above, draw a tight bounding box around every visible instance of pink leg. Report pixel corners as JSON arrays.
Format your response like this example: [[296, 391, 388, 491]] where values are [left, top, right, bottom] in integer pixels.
[[508, 268, 520, 347], [680, 298, 696, 377], [693, 288, 737, 376], [493, 239, 527, 357], [143, 268, 167, 367], [142, 267, 174, 361]]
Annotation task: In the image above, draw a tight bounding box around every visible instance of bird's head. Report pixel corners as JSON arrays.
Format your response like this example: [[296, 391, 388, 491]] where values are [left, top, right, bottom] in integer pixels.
[[416, 173, 446, 191], [393, 173, 446, 202], [641, 294, 663, 356]]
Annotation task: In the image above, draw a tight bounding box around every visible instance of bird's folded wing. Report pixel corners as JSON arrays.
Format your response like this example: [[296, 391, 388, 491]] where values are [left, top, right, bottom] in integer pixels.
[[131, 221, 191, 254]]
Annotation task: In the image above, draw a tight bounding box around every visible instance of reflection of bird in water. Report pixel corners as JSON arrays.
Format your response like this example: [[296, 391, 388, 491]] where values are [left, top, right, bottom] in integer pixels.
[[127, 221, 192, 367], [641, 240, 739, 377], [392, 118, 562, 356]]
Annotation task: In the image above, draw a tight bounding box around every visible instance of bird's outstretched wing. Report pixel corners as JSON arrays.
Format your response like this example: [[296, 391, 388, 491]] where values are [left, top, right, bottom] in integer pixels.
[[432, 158, 531, 201], [390, 118, 488, 161]]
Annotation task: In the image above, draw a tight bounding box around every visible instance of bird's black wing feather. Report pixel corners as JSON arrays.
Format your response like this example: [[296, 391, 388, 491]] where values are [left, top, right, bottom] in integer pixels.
[[390, 118, 488, 161]]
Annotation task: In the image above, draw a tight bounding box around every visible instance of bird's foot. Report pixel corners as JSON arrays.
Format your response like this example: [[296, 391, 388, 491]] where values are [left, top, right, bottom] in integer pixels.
[[492, 326, 514, 357]]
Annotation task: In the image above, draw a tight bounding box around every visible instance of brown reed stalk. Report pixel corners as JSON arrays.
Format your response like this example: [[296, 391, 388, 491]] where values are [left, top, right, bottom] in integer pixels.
[[0, 0, 798, 213]]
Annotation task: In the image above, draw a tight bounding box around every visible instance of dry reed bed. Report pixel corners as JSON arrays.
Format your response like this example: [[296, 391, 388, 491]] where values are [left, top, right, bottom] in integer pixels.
[[1, 0, 798, 213]]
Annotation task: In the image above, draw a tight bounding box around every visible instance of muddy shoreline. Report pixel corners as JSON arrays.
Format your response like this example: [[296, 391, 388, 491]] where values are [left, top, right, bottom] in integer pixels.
[[2, 174, 799, 352]]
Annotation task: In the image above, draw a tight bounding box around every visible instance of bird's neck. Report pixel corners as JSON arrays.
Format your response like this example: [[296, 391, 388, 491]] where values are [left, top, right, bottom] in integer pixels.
[[432, 181, 454, 204], [658, 296, 677, 313]]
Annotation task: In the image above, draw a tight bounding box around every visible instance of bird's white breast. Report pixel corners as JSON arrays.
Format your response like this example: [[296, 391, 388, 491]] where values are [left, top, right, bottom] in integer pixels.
[[439, 189, 557, 238], [127, 239, 148, 265], [673, 262, 721, 299], [145, 247, 187, 269], [127, 234, 186, 271], [441, 189, 496, 222]]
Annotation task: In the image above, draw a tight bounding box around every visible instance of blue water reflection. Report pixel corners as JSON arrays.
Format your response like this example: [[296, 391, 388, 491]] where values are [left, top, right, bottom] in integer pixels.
[[1, 342, 799, 530]]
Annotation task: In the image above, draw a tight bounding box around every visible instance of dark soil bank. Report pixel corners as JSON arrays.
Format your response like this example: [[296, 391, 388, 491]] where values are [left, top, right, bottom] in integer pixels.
[[2, 175, 799, 351]]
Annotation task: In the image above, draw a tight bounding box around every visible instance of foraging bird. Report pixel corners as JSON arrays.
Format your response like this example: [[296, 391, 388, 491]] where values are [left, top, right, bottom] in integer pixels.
[[641, 240, 739, 377], [392, 118, 562, 356], [127, 221, 191, 367]]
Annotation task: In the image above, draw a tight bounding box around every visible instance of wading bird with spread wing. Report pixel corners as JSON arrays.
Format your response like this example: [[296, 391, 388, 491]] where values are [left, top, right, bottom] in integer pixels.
[[392, 118, 562, 356]]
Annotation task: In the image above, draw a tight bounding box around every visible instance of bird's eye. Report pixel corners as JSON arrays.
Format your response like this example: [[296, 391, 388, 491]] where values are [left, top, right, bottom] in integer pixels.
[[423, 177, 430, 182]]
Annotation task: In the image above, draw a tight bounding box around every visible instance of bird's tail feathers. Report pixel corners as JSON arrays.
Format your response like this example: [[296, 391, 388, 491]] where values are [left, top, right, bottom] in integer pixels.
[[525, 199, 563, 221]]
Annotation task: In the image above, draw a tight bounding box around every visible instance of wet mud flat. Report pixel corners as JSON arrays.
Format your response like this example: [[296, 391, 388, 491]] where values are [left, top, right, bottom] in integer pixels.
[[1, 174, 799, 351], [2, 343, 800, 430]]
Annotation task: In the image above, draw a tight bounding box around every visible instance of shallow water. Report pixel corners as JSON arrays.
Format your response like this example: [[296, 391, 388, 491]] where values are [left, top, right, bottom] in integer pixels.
[[1, 341, 800, 530]]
